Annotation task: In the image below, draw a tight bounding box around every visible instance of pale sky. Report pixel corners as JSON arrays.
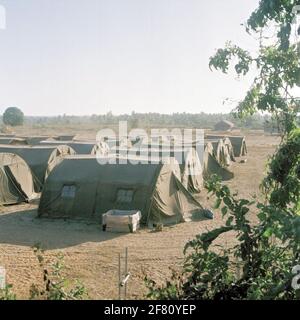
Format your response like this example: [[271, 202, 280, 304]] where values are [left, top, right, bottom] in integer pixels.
[[0, 0, 262, 116]]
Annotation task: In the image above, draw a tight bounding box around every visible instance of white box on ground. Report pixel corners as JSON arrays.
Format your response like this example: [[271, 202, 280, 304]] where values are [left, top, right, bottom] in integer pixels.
[[0, 266, 6, 289], [102, 210, 141, 233]]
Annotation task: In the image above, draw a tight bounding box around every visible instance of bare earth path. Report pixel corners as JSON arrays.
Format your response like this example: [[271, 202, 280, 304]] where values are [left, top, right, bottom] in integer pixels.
[[0, 132, 280, 299]]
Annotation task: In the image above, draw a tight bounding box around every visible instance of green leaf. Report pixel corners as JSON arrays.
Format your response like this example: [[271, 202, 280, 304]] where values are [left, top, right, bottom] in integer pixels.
[[226, 216, 234, 226], [221, 206, 228, 216], [214, 198, 222, 209], [257, 212, 267, 221], [263, 227, 273, 238]]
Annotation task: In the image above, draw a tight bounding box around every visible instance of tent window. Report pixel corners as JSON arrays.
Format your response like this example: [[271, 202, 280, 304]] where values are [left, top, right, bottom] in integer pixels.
[[116, 189, 134, 203], [61, 185, 76, 198]]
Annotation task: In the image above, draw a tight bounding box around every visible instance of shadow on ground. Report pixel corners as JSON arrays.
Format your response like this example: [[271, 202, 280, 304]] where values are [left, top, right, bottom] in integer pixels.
[[0, 208, 123, 250]]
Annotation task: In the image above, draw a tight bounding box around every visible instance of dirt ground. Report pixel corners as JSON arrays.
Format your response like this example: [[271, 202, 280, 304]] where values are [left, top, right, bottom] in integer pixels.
[[0, 130, 280, 299]]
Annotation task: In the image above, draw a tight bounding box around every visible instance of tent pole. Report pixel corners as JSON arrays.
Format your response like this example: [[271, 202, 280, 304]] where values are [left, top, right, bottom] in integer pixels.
[[118, 253, 121, 300], [125, 248, 128, 299]]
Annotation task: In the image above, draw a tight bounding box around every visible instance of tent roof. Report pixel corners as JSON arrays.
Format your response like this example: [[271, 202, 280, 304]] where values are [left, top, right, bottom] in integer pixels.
[[39, 141, 107, 155], [0, 144, 75, 192], [47, 156, 170, 186]]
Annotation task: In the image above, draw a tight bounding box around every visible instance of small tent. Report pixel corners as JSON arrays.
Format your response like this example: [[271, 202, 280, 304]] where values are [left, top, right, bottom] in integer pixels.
[[0, 145, 75, 192], [0, 153, 37, 205], [214, 120, 234, 132], [38, 155, 205, 225]]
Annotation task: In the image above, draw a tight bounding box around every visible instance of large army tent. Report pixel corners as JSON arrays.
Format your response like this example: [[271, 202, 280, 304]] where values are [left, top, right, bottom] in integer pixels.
[[228, 136, 247, 157], [206, 135, 247, 157], [39, 140, 109, 155], [0, 153, 37, 205], [136, 139, 234, 182], [222, 137, 236, 162], [0, 138, 14, 145], [38, 155, 205, 225], [203, 142, 234, 181], [9, 138, 29, 145], [111, 146, 203, 193], [0, 137, 29, 145], [0, 145, 75, 192], [205, 139, 232, 167]]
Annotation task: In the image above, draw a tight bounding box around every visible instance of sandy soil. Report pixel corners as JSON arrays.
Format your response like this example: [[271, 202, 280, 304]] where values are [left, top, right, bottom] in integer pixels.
[[0, 131, 280, 299]]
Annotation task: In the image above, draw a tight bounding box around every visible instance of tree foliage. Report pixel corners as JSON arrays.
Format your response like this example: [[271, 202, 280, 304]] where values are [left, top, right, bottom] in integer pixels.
[[146, 0, 300, 300], [0, 247, 88, 300], [24, 112, 270, 130], [146, 176, 300, 300], [29, 246, 88, 300], [2, 107, 24, 126]]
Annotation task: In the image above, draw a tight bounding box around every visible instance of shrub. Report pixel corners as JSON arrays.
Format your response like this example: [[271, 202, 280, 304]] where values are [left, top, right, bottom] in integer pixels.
[[2, 107, 24, 126]]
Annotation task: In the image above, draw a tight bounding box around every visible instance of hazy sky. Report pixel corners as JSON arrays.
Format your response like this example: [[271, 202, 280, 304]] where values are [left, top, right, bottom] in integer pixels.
[[0, 0, 262, 116]]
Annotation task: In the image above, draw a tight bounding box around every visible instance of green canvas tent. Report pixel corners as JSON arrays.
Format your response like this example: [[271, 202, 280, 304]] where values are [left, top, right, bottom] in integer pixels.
[[206, 135, 247, 158], [203, 142, 234, 181], [222, 137, 236, 162], [0, 138, 13, 145], [38, 155, 205, 225], [0, 145, 75, 192], [205, 138, 232, 167], [0, 153, 37, 205], [111, 146, 203, 193], [228, 136, 247, 157], [151, 140, 234, 181], [0, 137, 29, 145]]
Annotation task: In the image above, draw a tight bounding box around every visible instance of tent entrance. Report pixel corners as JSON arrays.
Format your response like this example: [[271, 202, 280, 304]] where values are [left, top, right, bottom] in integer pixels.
[[0, 166, 26, 204]]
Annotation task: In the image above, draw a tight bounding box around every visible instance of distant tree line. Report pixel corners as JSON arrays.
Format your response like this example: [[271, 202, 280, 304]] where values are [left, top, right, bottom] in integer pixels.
[[22, 112, 271, 130]]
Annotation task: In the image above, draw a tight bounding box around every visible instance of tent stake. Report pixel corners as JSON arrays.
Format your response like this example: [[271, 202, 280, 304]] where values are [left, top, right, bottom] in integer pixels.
[[118, 248, 130, 300], [118, 253, 121, 300], [125, 247, 128, 299]]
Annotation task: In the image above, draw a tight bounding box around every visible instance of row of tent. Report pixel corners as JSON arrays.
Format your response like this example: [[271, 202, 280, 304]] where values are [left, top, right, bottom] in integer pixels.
[[0, 133, 247, 226]]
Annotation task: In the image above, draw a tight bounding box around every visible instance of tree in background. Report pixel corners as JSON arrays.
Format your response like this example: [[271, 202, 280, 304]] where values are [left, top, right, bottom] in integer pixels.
[[2, 107, 24, 126], [146, 0, 300, 300]]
